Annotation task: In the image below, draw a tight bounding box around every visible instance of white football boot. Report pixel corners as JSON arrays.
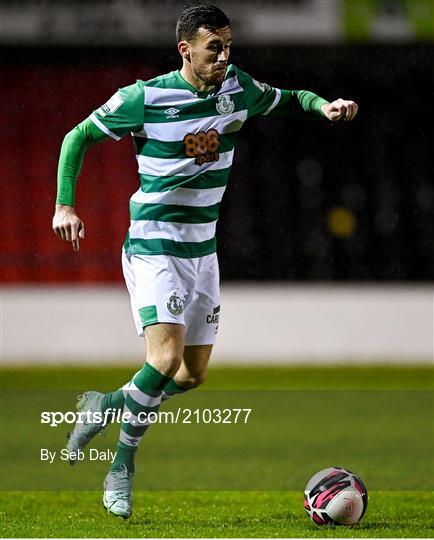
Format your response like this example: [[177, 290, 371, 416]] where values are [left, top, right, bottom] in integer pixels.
[[66, 391, 106, 464], [103, 464, 134, 518]]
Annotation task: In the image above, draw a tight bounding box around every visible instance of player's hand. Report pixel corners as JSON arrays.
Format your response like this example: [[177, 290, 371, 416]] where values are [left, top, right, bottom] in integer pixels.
[[321, 99, 358, 122], [52, 205, 85, 251]]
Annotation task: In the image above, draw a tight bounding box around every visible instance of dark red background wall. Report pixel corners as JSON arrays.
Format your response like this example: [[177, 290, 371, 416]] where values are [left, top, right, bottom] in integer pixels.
[[2, 60, 158, 282]]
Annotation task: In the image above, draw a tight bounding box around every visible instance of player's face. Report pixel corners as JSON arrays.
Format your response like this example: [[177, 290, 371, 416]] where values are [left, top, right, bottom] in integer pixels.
[[188, 26, 232, 86]]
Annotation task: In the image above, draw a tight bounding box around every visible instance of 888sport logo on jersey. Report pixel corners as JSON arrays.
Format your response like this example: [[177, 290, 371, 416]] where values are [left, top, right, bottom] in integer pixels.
[[183, 129, 220, 165]]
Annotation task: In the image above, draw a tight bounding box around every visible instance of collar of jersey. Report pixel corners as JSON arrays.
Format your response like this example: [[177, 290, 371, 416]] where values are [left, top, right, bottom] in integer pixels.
[[174, 68, 229, 99]]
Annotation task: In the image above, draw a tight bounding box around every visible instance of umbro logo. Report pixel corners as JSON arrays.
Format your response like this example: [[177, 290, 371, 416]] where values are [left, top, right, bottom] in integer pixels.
[[164, 107, 180, 118]]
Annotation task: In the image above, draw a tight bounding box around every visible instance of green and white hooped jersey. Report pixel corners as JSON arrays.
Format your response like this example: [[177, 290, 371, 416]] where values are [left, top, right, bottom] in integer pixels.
[[90, 65, 284, 258]]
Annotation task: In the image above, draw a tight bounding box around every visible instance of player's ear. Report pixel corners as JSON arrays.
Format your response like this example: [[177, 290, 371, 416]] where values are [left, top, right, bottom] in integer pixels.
[[178, 41, 191, 61]]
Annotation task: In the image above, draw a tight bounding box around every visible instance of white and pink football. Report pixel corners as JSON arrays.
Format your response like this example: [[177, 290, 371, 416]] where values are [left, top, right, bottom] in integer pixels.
[[304, 467, 368, 526]]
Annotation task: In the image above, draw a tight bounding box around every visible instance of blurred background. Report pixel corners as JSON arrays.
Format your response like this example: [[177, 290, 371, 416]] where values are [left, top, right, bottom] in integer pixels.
[[2, 0, 433, 363]]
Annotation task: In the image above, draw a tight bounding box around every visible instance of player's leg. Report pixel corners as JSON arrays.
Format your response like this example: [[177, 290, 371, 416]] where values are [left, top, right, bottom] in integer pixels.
[[66, 342, 210, 464], [75, 344, 211, 447], [175, 344, 213, 388], [72, 250, 185, 430], [102, 343, 213, 409], [103, 253, 217, 517], [102, 344, 213, 519], [111, 322, 184, 471], [162, 344, 212, 400], [67, 253, 218, 463], [103, 322, 184, 518], [104, 251, 193, 517]]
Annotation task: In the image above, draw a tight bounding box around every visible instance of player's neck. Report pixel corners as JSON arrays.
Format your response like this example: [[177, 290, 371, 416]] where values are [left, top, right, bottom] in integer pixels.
[[179, 65, 216, 93]]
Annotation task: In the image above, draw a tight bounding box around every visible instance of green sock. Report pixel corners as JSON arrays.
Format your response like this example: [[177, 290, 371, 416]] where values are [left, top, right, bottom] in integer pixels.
[[103, 377, 187, 414], [161, 379, 187, 401], [111, 363, 170, 473], [101, 389, 125, 414], [111, 443, 137, 473]]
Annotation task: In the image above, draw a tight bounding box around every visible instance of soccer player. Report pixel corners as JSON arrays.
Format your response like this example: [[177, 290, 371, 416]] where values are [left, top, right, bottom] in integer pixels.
[[53, 4, 358, 518]]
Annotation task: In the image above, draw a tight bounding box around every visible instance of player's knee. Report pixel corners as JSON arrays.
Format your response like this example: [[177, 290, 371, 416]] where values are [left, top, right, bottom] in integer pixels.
[[179, 369, 207, 389], [148, 351, 183, 378]]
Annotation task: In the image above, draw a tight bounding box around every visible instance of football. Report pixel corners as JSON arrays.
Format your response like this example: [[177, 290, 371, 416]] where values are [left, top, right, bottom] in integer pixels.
[[304, 467, 368, 526]]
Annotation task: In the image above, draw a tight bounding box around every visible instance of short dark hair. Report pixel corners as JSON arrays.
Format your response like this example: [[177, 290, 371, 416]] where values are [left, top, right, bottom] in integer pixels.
[[176, 4, 230, 43]]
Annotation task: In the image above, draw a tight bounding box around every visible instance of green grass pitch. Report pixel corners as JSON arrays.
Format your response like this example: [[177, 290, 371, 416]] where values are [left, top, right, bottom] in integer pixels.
[[1, 364, 433, 538]]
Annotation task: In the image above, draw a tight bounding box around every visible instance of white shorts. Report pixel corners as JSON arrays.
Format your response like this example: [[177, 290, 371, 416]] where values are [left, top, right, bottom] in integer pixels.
[[122, 250, 220, 345]]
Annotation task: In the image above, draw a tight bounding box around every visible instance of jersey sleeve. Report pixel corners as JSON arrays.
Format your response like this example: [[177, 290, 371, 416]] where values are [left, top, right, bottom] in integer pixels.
[[269, 89, 328, 119], [235, 67, 281, 118], [56, 119, 108, 206], [89, 81, 144, 140]]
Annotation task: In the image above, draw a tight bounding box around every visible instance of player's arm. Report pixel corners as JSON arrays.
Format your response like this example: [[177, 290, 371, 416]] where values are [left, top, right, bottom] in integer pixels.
[[236, 67, 358, 122], [53, 119, 108, 251], [53, 81, 145, 251], [279, 90, 358, 122]]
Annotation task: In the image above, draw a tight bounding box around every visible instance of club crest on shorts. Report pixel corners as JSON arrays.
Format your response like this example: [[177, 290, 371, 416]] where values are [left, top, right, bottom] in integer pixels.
[[167, 293, 183, 316], [216, 95, 234, 115]]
